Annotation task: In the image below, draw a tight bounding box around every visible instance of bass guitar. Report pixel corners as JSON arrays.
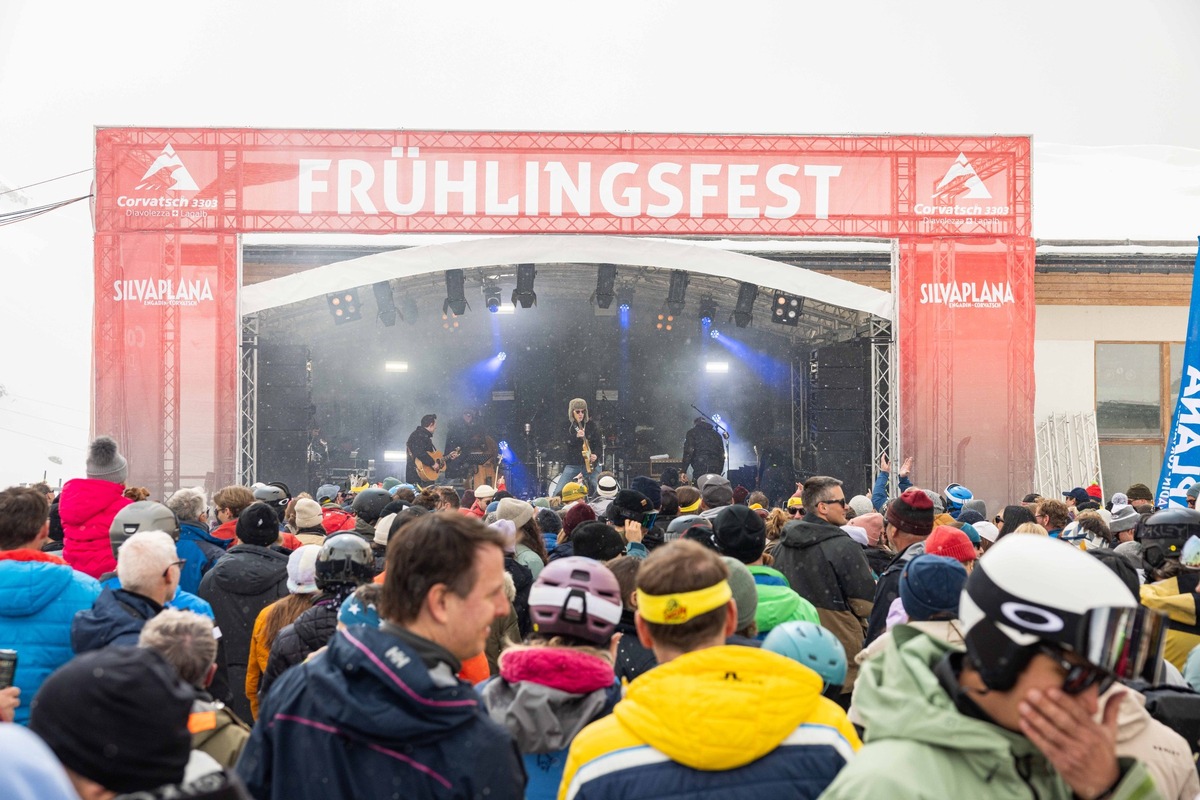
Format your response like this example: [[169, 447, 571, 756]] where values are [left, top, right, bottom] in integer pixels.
[[414, 447, 460, 482]]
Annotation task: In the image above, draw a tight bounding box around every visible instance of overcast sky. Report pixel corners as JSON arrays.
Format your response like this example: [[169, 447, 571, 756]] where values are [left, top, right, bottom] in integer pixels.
[[1, 0, 1198, 489]]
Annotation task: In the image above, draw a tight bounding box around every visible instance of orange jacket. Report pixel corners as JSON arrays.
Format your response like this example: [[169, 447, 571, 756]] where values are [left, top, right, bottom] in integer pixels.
[[245, 601, 277, 720]]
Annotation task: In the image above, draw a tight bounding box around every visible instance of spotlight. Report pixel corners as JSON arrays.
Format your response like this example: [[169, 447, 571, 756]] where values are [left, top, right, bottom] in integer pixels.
[[326, 289, 362, 325], [594, 264, 617, 309], [710, 329, 721, 339], [711, 413, 722, 423], [705, 361, 730, 374], [444, 269, 469, 316], [499, 440, 509, 450], [733, 283, 758, 328], [372, 282, 398, 327], [383, 450, 406, 462], [384, 361, 408, 373], [771, 292, 803, 326], [497, 351, 507, 362], [483, 282, 502, 313], [617, 288, 634, 312], [655, 313, 675, 332], [442, 313, 461, 332], [666, 270, 689, 315], [511, 264, 537, 309], [399, 294, 418, 325], [699, 297, 717, 327]]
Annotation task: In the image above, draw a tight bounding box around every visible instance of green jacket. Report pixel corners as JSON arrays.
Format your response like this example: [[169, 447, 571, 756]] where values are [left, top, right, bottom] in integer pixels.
[[819, 626, 1161, 800], [747, 565, 820, 634]]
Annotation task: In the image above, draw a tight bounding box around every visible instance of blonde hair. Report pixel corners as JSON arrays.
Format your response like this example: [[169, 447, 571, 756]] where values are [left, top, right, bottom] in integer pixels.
[[1013, 522, 1048, 536]]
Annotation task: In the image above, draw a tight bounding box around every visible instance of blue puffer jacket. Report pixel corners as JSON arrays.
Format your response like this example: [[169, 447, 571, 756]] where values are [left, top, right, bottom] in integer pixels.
[[176, 522, 229, 595], [238, 624, 527, 800], [0, 551, 101, 725]]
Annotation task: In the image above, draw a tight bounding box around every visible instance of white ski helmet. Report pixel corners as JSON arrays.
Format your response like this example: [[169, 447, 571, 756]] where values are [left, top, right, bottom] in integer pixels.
[[960, 533, 1165, 691]]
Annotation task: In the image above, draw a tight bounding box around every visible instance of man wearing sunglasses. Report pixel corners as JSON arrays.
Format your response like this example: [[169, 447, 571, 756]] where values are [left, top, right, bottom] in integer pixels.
[[823, 534, 1166, 800], [771, 476, 876, 699]]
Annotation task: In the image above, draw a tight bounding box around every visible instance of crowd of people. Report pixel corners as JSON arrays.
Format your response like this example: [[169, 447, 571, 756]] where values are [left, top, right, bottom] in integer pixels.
[[2, 435, 1200, 798]]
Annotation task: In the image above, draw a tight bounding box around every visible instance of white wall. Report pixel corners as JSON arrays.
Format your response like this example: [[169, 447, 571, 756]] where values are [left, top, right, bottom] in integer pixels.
[[1033, 305, 1189, 422]]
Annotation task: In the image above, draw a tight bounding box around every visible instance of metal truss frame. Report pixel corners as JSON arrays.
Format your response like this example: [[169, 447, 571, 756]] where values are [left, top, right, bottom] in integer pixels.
[[238, 314, 259, 487], [870, 315, 897, 497], [1034, 413, 1103, 500]]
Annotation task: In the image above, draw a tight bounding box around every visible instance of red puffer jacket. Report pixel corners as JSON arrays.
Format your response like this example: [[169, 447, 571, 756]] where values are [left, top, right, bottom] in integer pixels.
[[58, 477, 132, 578]]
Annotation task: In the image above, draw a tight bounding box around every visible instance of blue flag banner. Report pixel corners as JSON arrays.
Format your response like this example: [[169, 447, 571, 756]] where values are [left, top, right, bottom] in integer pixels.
[[1157, 238, 1200, 507]]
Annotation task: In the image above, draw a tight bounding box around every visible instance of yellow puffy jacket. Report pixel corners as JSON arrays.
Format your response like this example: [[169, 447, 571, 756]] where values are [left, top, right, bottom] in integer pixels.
[[1140, 571, 1200, 671], [559, 644, 859, 800]]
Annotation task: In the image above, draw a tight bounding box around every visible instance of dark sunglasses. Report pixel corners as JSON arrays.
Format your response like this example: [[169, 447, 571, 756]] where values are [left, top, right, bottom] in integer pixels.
[[788, 507, 804, 515], [1039, 645, 1115, 696], [821, 498, 848, 508]]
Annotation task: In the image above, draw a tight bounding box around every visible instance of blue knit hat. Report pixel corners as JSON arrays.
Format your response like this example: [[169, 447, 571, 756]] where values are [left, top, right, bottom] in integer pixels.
[[339, 591, 381, 629], [899, 555, 967, 621]]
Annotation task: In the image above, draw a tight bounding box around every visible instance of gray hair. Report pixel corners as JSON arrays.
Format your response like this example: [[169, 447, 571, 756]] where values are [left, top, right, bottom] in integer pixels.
[[801, 476, 843, 512], [138, 609, 217, 687], [165, 487, 207, 522], [116, 530, 177, 594]]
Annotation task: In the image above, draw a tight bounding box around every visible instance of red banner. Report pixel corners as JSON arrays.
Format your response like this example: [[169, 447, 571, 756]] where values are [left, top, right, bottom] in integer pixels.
[[898, 238, 1036, 509], [93, 128, 1033, 500], [95, 129, 1030, 238]]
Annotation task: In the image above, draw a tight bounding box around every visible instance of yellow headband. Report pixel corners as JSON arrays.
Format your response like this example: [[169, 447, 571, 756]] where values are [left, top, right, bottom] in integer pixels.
[[637, 580, 732, 625], [678, 499, 701, 514]]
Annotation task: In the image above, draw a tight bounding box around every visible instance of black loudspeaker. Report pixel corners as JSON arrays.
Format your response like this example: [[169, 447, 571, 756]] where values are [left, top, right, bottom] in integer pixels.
[[257, 346, 312, 493], [805, 339, 871, 494]]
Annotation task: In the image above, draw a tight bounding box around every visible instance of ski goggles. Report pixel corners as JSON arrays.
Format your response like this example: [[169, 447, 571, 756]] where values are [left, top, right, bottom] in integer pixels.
[[1076, 604, 1168, 687]]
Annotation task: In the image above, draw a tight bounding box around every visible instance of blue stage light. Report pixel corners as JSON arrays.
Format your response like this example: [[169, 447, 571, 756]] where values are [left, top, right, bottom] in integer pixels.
[[497, 351, 507, 361], [499, 440, 509, 450], [710, 329, 721, 339]]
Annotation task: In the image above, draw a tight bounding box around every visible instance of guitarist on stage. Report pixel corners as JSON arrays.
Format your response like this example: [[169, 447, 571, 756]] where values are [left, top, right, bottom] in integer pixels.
[[552, 398, 604, 495], [405, 414, 458, 485]]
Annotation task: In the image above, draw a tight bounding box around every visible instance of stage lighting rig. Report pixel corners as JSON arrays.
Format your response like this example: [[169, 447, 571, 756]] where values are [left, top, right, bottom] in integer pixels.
[[444, 269, 469, 316], [617, 287, 634, 312], [771, 292, 803, 326], [594, 264, 617, 309], [327, 289, 362, 325], [511, 264, 537, 309], [483, 281, 503, 313], [373, 281, 398, 327], [699, 297, 717, 327], [666, 270, 689, 316], [733, 283, 758, 328]]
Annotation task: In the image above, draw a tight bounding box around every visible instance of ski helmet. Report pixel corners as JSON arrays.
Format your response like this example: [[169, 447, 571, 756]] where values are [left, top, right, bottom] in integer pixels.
[[1137, 507, 1200, 568], [944, 483, 973, 517], [315, 533, 376, 589], [253, 483, 288, 511], [528, 556, 623, 645], [352, 488, 392, 523], [762, 621, 847, 694], [960, 533, 1166, 691], [109, 501, 181, 558]]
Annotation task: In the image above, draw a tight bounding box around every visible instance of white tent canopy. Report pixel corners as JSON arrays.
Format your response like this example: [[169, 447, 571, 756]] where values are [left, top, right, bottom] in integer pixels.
[[239, 234, 894, 318]]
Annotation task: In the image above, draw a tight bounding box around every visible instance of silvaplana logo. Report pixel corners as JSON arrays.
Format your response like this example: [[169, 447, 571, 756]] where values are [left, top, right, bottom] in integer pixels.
[[933, 153, 991, 201], [919, 280, 1014, 309], [135, 144, 199, 191], [113, 278, 214, 307]]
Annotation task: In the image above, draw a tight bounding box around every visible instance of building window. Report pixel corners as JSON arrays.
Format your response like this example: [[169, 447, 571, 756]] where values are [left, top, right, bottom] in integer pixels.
[[1096, 341, 1183, 499]]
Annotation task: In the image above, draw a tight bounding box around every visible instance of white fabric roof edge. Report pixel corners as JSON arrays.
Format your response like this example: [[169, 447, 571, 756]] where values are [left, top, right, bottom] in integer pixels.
[[239, 234, 894, 318]]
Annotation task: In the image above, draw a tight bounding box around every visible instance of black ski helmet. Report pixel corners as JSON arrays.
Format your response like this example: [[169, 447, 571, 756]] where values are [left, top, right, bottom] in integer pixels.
[[1137, 507, 1200, 568], [352, 488, 392, 524]]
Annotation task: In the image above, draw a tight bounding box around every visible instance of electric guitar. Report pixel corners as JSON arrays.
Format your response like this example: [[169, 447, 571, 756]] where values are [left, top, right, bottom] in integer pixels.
[[578, 426, 593, 467], [414, 447, 460, 482]]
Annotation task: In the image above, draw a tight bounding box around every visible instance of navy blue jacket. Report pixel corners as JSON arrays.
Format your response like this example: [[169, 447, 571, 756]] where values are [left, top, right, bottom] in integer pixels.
[[238, 624, 527, 800], [71, 587, 162, 653]]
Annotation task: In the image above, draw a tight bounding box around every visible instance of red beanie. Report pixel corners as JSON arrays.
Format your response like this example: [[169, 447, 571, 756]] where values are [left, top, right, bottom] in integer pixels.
[[1086, 483, 1103, 500], [563, 502, 596, 536], [925, 525, 977, 564], [886, 489, 934, 536]]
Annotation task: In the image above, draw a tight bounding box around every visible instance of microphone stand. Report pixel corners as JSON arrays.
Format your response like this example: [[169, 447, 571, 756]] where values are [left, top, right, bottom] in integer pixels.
[[690, 404, 730, 476]]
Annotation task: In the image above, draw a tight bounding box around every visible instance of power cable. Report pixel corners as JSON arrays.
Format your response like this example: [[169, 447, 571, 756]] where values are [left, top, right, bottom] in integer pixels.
[[0, 168, 92, 197]]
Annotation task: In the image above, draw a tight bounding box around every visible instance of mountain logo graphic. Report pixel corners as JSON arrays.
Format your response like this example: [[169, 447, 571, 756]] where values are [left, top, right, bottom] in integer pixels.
[[932, 153, 991, 201], [135, 144, 199, 192]]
